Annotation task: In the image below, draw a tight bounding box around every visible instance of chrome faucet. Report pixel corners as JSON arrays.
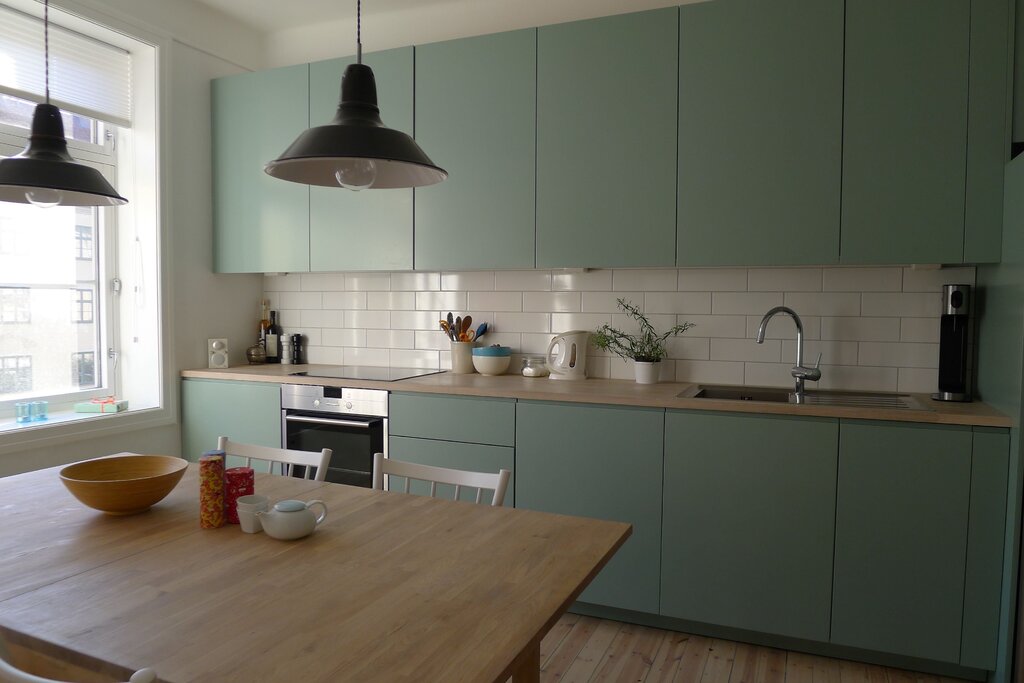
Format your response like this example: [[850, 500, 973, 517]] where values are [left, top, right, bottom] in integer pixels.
[[755, 306, 821, 398]]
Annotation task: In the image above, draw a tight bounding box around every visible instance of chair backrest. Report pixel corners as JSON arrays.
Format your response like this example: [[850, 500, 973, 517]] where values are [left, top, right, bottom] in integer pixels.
[[371, 452, 510, 506], [217, 437, 331, 481], [0, 656, 155, 683]]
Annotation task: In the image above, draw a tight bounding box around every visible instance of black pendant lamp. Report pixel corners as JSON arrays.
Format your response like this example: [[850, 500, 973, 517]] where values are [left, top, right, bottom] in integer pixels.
[[0, 0, 127, 207], [265, 0, 446, 190]]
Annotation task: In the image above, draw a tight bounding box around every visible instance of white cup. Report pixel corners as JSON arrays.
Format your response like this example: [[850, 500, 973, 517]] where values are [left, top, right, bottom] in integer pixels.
[[236, 495, 268, 533], [451, 341, 476, 374]]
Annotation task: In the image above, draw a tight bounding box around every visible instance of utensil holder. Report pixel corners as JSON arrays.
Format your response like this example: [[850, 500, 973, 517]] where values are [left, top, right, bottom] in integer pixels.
[[451, 341, 476, 374]]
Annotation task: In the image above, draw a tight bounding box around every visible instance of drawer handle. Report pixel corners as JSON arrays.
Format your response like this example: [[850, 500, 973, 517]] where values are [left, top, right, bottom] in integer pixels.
[[285, 415, 373, 429]]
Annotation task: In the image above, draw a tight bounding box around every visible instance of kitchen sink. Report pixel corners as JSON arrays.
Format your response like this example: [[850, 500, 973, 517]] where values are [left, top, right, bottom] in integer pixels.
[[677, 385, 931, 411]]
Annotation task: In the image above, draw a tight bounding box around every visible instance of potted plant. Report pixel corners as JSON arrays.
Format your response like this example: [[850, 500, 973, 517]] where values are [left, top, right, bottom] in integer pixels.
[[593, 298, 694, 384]]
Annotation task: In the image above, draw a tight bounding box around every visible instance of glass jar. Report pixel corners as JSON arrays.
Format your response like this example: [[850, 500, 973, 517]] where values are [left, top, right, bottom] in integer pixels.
[[521, 356, 549, 377]]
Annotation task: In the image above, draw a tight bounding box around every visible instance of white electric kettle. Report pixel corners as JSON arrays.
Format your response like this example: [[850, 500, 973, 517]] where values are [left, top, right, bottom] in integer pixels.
[[546, 331, 590, 381]]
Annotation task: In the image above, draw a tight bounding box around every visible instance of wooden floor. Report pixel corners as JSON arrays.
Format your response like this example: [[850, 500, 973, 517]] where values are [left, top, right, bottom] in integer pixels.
[[529, 614, 972, 683]]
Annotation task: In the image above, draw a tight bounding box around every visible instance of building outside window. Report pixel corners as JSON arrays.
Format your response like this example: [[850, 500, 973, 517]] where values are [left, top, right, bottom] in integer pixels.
[[72, 288, 95, 324], [0, 355, 31, 394], [71, 351, 96, 388], [75, 223, 94, 261], [0, 287, 29, 323]]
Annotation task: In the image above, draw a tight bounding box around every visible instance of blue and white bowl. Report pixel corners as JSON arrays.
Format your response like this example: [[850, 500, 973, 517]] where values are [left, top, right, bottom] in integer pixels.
[[471, 346, 512, 375]]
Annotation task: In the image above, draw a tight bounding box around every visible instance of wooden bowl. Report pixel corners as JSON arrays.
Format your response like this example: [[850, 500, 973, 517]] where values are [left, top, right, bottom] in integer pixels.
[[60, 454, 188, 515]]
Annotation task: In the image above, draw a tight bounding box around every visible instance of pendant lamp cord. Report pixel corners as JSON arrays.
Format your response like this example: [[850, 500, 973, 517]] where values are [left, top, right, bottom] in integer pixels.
[[356, 0, 362, 64], [44, 0, 50, 103]]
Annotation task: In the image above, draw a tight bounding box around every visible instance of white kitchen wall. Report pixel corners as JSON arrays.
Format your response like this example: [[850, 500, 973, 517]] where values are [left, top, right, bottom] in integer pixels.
[[264, 265, 976, 394]]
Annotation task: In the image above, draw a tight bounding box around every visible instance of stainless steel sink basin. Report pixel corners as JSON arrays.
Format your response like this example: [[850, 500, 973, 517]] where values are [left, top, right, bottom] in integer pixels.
[[677, 385, 931, 411]]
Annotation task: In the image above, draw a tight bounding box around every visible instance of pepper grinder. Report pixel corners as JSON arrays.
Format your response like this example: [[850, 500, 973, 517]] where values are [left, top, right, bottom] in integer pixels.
[[932, 284, 972, 402], [290, 334, 304, 365]]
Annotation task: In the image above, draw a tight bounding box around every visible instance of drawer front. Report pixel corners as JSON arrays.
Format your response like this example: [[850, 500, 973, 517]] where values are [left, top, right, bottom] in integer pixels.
[[389, 393, 515, 446]]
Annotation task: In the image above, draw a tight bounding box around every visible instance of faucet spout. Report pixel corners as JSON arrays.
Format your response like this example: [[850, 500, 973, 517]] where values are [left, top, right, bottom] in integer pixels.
[[755, 306, 819, 396]]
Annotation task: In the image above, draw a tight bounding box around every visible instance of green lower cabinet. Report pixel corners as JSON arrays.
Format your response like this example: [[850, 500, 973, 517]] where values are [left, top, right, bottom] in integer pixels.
[[832, 420, 972, 663], [388, 436, 514, 506], [661, 411, 838, 641], [515, 401, 664, 613], [181, 380, 281, 463]]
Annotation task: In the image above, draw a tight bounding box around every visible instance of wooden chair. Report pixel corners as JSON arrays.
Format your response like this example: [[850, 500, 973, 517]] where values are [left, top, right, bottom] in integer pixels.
[[0, 652, 155, 683], [372, 452, 511, 506], [217, 436, 331, 481]]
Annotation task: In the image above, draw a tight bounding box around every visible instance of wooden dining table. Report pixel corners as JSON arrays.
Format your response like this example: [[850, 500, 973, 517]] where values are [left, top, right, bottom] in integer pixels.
[[0, 461, 630, 682]]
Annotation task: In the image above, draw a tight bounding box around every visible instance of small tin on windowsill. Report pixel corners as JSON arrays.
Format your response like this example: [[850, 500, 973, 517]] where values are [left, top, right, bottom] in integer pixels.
[[74, 398, 128, 413]]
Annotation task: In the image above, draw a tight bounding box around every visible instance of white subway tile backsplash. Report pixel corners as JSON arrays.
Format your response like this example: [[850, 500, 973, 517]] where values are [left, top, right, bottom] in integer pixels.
[[678, 268, 746, 292], [675, 360, 745, 385], [748, 268, 822, 292], [900, 318, 940, 343], [495, 270, 551, 291], [552, 269, 613, 291], [391, 272, 440, 291], [645, 292, 712, 315], [612, 313, 678, 337], [323, 292, 366, 310], [344, 273, 391, 291], [711, 338, 781, 363], [367, 292, 415, 310], [823, 267, 902, 292], [712, 292, 783, 315], [442, 271, 495, 291], [347, 310, 390, 329], [784, 292, 860, 316], [902, 266, 976, 292], [468, 291, 523, 312], [524, 292, 581, 312], [862, 292, 940, 317], [266, 264, 950, 394], [280, 292, 323, 310], [613, 269, 677, 291], [416, 291, 467, 311]]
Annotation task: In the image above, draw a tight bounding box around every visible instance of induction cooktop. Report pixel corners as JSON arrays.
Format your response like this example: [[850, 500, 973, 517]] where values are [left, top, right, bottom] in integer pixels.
[[289, 366, 445, 382]]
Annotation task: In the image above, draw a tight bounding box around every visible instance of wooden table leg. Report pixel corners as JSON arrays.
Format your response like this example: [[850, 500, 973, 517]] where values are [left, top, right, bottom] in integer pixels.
[[510, 639, 540, 683]]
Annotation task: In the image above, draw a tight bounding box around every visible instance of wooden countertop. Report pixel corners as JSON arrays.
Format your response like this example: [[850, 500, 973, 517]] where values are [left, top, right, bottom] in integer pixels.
[[0, 464, 630, 682], [181, 365, 1013, 428]]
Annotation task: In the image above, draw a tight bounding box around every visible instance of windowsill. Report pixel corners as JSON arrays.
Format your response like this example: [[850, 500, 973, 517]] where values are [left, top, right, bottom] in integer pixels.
[[0, 408, 126, 434], [0, 404, 174, 458]]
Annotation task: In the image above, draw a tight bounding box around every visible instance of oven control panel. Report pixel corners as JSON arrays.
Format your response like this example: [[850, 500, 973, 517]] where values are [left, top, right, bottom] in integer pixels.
[[281, 384, 388, 417]]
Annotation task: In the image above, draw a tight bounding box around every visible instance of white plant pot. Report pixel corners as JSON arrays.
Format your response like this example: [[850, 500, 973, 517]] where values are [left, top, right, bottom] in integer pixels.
[[634, 360, 660, 384]]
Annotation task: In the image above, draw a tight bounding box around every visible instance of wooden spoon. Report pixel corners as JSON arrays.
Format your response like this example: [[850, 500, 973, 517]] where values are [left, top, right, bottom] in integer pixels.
[[462, 315, 472, 336]]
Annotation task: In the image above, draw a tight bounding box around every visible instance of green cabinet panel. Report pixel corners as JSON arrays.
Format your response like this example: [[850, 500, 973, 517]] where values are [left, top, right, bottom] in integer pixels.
[[181, 379, 281, 461], [840, 0, 969, 264], [388, 436, 514, 506], [536, 9, 677, 268], [415, 30, 536, 270], [964, 0, 1012, 263], [213, 65, 310, 273], [389, 393, 515, 446], [661, 411, 838, 641], [832, 420, 972, 662], [961, 428, 1010, 669], [677, 0, 842, 266], [515, 401, 664, 613], [308, 49, 415, 271]]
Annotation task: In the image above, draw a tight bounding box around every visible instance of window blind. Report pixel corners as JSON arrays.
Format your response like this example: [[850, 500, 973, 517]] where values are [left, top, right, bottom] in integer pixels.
[[0, 4, 131, 127]]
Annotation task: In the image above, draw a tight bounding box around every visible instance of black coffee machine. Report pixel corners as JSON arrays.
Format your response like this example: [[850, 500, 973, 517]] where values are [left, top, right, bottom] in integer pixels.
[[932, 284, 971, 402]]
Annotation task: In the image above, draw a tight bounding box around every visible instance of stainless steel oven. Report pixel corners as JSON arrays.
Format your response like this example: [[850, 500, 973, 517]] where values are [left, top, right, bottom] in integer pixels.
[[280, 384, 387, 487]]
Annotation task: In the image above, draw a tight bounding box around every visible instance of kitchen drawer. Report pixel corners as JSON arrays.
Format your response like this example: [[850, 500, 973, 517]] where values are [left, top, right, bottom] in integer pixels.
[[388, 436, 514, 506], [389, 393, 515, 446]]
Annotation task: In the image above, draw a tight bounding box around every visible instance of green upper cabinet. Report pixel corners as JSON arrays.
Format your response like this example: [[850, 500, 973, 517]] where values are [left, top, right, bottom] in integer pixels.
[[536, 9, 677, 268], [677, 0, 842, 266], [415, 30, 536, 270], [840, 0, 970, 264], [832, 420, 972, 663], [515, 401, 664, 613], [308, 49, 415, 271], [213, 65, 310, 273], [662, 411, 838, 642]]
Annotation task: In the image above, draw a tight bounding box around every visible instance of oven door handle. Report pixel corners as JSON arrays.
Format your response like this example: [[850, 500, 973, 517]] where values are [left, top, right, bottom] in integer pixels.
[[284, 415, 375, 429]]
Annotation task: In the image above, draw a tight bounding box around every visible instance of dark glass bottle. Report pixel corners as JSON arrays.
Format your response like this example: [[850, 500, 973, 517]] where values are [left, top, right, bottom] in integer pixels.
[[265, 311, 282, 363]]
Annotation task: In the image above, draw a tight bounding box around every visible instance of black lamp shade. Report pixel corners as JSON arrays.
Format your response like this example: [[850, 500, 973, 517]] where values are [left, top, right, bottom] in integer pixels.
[[265, 64, 447, 189], [0, 104, 127, 206]]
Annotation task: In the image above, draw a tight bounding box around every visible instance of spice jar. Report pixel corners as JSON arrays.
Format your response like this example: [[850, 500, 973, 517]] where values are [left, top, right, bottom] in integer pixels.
[[521, 356, 549, 377]]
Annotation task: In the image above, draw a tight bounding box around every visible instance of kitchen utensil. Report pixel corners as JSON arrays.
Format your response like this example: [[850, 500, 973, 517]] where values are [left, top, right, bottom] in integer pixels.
[[460, 330, 476, 342], [475, 323, 488, 340], [472, 346, 512, 375], [546, 331, 591, 381], [257, 499, 328, 540], [447, 312, 454, 331], [440, 320, 454, 340], [462, 315, 472, 336], [59, 454, 188, 515], [455, 316, 462, 340]]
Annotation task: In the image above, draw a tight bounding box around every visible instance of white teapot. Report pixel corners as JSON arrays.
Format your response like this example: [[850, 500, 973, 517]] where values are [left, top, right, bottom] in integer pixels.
[[256, 499, 327, 540]]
